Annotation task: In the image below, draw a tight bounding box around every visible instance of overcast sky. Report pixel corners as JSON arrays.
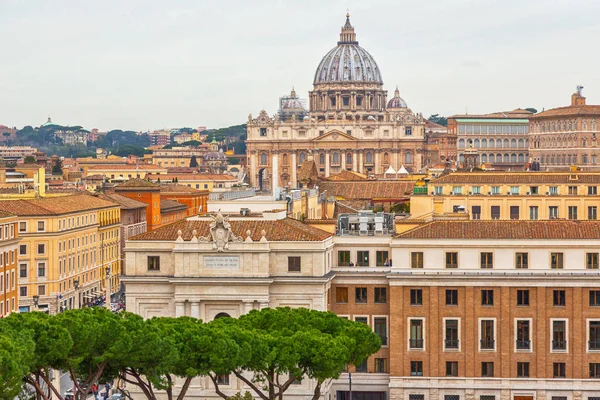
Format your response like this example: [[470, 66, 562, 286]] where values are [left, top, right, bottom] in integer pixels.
[[1, 0, 598, 131]]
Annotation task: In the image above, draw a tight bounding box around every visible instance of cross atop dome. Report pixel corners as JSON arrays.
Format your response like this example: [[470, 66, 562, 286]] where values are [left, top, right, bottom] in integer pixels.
[[339, 12, 357, 44]]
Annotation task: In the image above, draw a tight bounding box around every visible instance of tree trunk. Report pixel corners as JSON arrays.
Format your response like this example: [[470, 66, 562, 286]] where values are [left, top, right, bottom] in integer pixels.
[[311, 381, 322, 400]]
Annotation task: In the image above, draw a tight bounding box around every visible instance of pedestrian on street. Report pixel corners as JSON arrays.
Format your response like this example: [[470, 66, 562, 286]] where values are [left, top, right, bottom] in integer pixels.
[[92, 384, 99, 400]]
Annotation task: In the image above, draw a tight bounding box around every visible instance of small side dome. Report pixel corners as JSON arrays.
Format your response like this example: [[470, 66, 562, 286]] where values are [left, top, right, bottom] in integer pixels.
[[387, 86, 408, 109]]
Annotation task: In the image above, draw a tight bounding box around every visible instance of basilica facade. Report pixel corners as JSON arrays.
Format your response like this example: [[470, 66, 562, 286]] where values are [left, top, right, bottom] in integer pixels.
[[246, 14, 430, 193]]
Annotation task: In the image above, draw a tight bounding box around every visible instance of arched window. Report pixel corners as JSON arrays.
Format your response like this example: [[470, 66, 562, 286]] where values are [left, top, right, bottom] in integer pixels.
[[319, 153, 325, 165], [550, 155, 555, 164], [488, 140, 495, 148], [214, 312, 231, 319], [481, 154, 488, 163], [511, 139, 517, 148], [366, 152, 373, 163], [583, 120, 588, 130], [583, 154, 588, 164], [346, 153, 352, 165], [459, 154, 465, 163], [405, 152, 412, 164], [496, 139, 502, 148], [474, 139, 480, 148], [332, 152, 339, 164], [561, 155, 566, 164], [481, 139, 487, 148], [518, 154, 524, 163], [593, 119, 597, 131], [260, 153, 267, 165], [567, 155, 572, 164], [525, 139, 529, 148], [458, 138, 465, 148], [383, 152, 389, 163], [504, 154, 510, 163], [299, 152, 306, 163], [282, 153, 288, 166], [518, 139, 524, 148], [503, 139, 509, 148], [489, 154, 495, 163], [511, 153, 517, 162]]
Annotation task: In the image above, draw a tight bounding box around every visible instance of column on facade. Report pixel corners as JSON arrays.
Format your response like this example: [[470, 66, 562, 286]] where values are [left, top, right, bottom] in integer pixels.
[[271, 152, 279, 197], [259, 302, 270, 310], [374, 151, 380, 174], [353, 151, 358, 171], [249, 152, 257, 188], [190, 301, 200, 319], [358, 152, 364, 173], [325, 152, 330, 177], [393, 150, 399, 170], [175, 301, 185, 317], [341, 151, 346, 170], [243, 301, 254, 315], [291, 152, 297, 188]]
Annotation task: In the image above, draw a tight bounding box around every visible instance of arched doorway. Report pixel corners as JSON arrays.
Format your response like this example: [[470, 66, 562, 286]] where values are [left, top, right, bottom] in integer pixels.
[[215, 312, 231, 319], [258, 168, 266, 191]]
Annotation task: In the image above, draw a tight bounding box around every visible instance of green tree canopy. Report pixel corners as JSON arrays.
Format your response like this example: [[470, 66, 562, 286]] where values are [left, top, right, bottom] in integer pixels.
[[427, 114, 448, 127]]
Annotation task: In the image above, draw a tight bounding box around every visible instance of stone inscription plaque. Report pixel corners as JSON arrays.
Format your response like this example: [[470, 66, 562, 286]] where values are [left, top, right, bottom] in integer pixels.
[[204, 256, 240, 269]]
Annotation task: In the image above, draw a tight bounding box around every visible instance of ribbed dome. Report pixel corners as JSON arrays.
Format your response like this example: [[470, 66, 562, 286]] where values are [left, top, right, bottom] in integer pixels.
[[313, 14, 383, 85], [387, 87, 407, 109]]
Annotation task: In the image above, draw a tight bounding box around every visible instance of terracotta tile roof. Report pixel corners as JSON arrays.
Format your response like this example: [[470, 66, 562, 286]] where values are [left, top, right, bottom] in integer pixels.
[[88, 164, 165, 170], [529, 105, 600, 119], [326, 170, 367, 181], [159, 199, 187, 213], [425, 120, 447, 129], [147, 173, 237, 181], [84, 174, 105, 181], [297, 160, 318, 182], [116, 178, 159, 189], [130, 218, 332, 242], [0, 194, 118, 216], [450, 108, 534, 119], [98, 193, 148, 210], [159, 183, 203, 193], [432, 172, 600, 184], [397, 220, 600, 240], [0, 210, 15, 219], [319, 181, 414, 200]]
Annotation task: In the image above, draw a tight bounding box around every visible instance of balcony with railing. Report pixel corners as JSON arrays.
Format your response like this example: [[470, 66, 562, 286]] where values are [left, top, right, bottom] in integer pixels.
[[552, 340, 567, 350], [516, 339, 531, 350], [445, 339, 459, 349]]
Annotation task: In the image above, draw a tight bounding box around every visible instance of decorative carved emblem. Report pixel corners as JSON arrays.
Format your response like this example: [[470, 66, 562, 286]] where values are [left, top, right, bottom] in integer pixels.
[[199, 213, 243, 252]]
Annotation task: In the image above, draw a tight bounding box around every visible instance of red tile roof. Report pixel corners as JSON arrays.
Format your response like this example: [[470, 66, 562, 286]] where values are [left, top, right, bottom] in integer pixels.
[[319, 181, 414, 200], [432, 172, 600, 184], [450, 108, 534, 119], [397, 220, 600, 240], [98, 193, 148, 210], [130, 218, 332, 242], [0, 194, 118, 216], [529, 105, 600, 119], [147, 173, 236, 181], [325, 170, 367, 181], [88, 164, 165, 170]]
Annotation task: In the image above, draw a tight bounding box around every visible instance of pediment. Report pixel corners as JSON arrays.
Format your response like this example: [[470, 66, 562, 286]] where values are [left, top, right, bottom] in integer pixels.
[[312, 130, 358, 142]]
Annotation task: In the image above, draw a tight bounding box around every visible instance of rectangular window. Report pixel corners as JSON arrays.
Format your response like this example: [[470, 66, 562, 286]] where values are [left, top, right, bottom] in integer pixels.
[[589, 206, 598, 220], [434, 186, 443, 195], [549, 206, 559, 219], [37, 263, 46, 277], [374, 358, 387, 373], [20, 286, 27, 297], [216, 374, 229, 385], [445, 252, 458, 268], [410, 361, 423, 376], [37, 221, 45, 231], [568, 186, 578, 195], [529, 206, 539, 220], [409, 319, 424, 349], [411, 252, 423, 268], [19, 244, 26, 255], [549, 186, 558, 195], [445, 319, 459, 349], [589, 186, 598, 195], [355, 287, 367, 303], [472, 186, 481, 194], [259, 127, 267, 136], [553, 362, 566, 378], [568, 206, 578, 220], [589, 321, 600, 350], [38, 285, 46, 296], [480, 320, 495, 350], [551, 252, 564, 269], [452, 186, 462, 195], [515, 252, 529, 269], [410, 289, 423, 305], [354, 317, 368, 325], [287, 256, 301, 272], [357, 251, 369, 267], [590, 363, 600, 378], [509, 205, 519, 220], [510, 186, 520, 195], [530, 186, 539, 195], [590, 290, 600, 306], [552, 320, 567, 350], [491, 186, 500, 194], [338, 251, 350, 266], [517, 362, 530, 378], [19, 221, 26, 232], [472, 205, 481, 219], [446, 289, 458, 306], [446, 361, 458, 377], [37, 244, 45, 254], [553, 290, 566, 306], [19, 263, 27, 278], [482, 290, 494, 306], [376, 251, 389, 267], [374, 287, 387, 304], [336, 287, 348, 303], [374, 317, 388, 346], [354, 359, 367, 372], [490, 206, 500, 219], [481, 362, 494, 377], [480, 252, 493, 269], [517, 290, 530, 306], [516, 320, 531, 350], [147, 256, 160, 271]]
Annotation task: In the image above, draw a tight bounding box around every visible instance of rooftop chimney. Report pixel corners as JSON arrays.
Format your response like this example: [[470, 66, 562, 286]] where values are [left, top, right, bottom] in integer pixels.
[[572, 85, 586, 106]]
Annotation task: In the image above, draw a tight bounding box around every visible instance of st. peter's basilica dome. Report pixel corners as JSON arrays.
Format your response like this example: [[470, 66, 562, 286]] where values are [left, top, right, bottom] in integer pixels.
[[387, 87, 408, 109], [313, 14, 383, 85]]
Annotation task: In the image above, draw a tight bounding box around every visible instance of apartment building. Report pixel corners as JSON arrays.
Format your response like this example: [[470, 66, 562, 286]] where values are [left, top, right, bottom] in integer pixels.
[[0, 211, 19, 317], [0, 194, 121, 313], [411, 171, 600, 220]]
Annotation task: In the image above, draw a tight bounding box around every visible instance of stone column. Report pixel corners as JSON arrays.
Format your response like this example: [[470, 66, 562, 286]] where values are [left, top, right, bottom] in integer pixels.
[[393, 150, 399, 170], [271, 152, 279, 199], [374, 151, 380, 174], [190, 302, 200, 319], [341, 152, 346, 170], [244, 301, 254, 315], [249, 152, 257, 188], [358, 152, 364, 173], [353, 151, 358, 171], [291, 152, 297, 188], [175, 301, 185, 317], [259, 302, 270, 310], [325, 152, 330, 177]]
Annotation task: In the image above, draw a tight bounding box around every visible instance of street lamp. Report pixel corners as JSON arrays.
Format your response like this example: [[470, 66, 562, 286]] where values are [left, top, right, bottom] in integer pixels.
[[32, 295, 40, 311], [105, 267, 111, 310], [73, 278, 80, 309]]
